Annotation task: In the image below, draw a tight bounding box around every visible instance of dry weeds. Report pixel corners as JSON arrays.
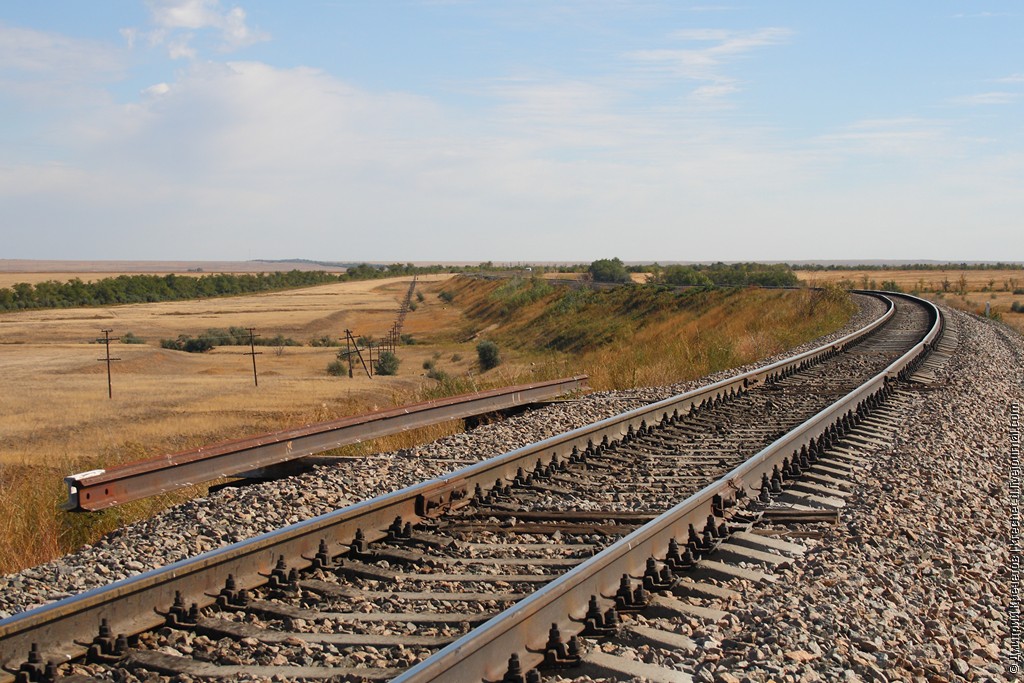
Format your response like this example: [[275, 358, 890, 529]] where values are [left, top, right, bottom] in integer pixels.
[[795, 268, 1024, 334]]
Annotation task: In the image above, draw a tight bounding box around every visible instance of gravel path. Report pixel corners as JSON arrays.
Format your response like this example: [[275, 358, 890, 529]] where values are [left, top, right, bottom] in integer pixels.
[[0, 294, 886, 618]]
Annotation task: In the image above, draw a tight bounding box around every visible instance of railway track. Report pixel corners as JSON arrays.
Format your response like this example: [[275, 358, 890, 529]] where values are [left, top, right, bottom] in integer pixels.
[[0, 292, 943, 683]]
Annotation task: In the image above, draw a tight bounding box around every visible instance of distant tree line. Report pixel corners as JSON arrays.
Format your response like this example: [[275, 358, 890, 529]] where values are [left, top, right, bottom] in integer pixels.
[[587, 259, 799, 287], [791, 262, 1023, 272], [0, 265, 464, 312]]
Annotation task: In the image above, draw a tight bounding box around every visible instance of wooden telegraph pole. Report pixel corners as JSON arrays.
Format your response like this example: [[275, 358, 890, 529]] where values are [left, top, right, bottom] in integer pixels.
[[245, 328, 262, 387], [96, 329, 120, 399]]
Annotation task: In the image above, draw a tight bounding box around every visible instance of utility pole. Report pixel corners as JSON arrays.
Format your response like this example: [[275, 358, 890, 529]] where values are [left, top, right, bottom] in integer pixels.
[[245, 327, 262, 387], [345, 330, 353, 378], [96, 329, 120, 399], [343, 329, 372, 379]]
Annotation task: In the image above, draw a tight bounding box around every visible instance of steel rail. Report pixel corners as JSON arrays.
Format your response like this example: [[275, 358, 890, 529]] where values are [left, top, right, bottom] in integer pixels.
[[393, 292, 942, 683], [63, 376, 590, 511], [0, 293, 897, 678]]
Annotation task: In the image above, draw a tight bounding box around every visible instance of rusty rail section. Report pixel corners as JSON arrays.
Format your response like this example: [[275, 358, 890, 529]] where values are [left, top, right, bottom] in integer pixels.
[[394, 292, 943, 683], [63, 376, 589, 512], [0, 295, 898, 678]]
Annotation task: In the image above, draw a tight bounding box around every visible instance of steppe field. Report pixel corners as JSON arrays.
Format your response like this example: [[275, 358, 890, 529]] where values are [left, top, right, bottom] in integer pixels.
[[795, 268, 1024, 334], [0, 274, 471, 469]]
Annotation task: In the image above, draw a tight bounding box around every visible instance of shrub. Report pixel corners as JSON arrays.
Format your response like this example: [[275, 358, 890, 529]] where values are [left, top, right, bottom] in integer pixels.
[[880, 280, 903, 293], [266, 334, 301, 347], [426, 367, 449, 381], [477, 340, 501, 371], [310, 335, 340, 347], [121, 332, 146, 344], [438, 291, 454, 303], [376, 351, 400, 376], [416, 291, 425, 303], [423, 359, 436, 370], [450, 353, 462, 362], [1012, 301, 1023, 313], [160, 335, 214, 353], [659, 266, 713, 287], [588, 257, 631, 283], [326, 359, 348, 376], [183, 337, 215, 353], [400, 334, 416, 345], [1015, 289, 1024, 295], [408, 301, 418, 311]]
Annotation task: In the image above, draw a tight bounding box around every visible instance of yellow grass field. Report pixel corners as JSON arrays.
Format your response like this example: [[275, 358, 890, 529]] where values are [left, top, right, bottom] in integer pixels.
[[0, 275, 464, 468], [795, 269, 1024, 334]]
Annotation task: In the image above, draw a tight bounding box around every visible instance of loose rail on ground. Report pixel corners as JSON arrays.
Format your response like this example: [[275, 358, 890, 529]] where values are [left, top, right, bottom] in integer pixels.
[[62, 376, 589, 512]]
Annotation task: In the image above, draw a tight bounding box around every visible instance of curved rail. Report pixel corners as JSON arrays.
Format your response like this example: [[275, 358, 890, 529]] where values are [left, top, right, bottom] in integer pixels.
[[393, 292, 942, 683], [0, 293, 900, 678]]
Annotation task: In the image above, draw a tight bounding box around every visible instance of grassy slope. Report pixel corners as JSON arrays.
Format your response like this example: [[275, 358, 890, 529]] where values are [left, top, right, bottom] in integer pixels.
[[441, 276, 856, 390]]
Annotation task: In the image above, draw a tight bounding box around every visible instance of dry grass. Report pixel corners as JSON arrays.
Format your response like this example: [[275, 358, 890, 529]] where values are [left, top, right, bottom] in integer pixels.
[[0, 274, 470, 573], [580, 288, 853, 389], [438, 278, 856, 391], [795, 268, 1024, 334], [0, 275, 459, 467], [795, 268, 1024, 292]]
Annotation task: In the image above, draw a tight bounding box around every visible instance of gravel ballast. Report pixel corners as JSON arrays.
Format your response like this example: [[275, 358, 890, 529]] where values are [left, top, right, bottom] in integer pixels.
[[657, 307, 1022, 683]]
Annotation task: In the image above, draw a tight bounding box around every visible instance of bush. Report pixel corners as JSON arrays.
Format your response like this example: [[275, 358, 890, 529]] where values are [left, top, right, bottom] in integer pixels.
[[408, 301, 418, 311], [160, 335, 214, 353], [1012, 301, 1023, 313], [880, 280, 903, 293], [400, 334, 416, 345], [423, 359, 436, 370], [588, 257, 631, 283], [438, 291, 454, 303], [477, 340, 501, 371], [310, 335, 340, 347], [376, 351, 400, 376], [416, 291, 425, 303], [450, 353, 462, 362], [121, 332, 146, 344], [326, 359, 348, 376], [426, 367, 448, 381], [183, 337, 215, 353], [659, 266, 713, 287]]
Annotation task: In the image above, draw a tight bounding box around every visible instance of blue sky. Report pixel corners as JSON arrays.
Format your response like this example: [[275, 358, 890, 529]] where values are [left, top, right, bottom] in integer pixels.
[[1, 1, 1021, 262]]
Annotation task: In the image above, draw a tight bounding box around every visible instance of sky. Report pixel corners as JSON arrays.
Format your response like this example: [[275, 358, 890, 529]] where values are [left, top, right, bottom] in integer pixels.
[[1, 1, 1022, 263]]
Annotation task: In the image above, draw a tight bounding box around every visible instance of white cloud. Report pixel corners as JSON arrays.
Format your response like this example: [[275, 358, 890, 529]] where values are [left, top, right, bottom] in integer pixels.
[[991, 73, 1024, 83], [142, 82, 172, 96], [138, 0, 268, 59], [625, 27, 792, 101], [0, 22, 123, 79], [168, 37, 197, 60], [0, 22, 124, 111], [149, 0, 224, 30], [120, 27, 138, 49], [952, 12, 1013, 19], [949, 91, 1018, 106]]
